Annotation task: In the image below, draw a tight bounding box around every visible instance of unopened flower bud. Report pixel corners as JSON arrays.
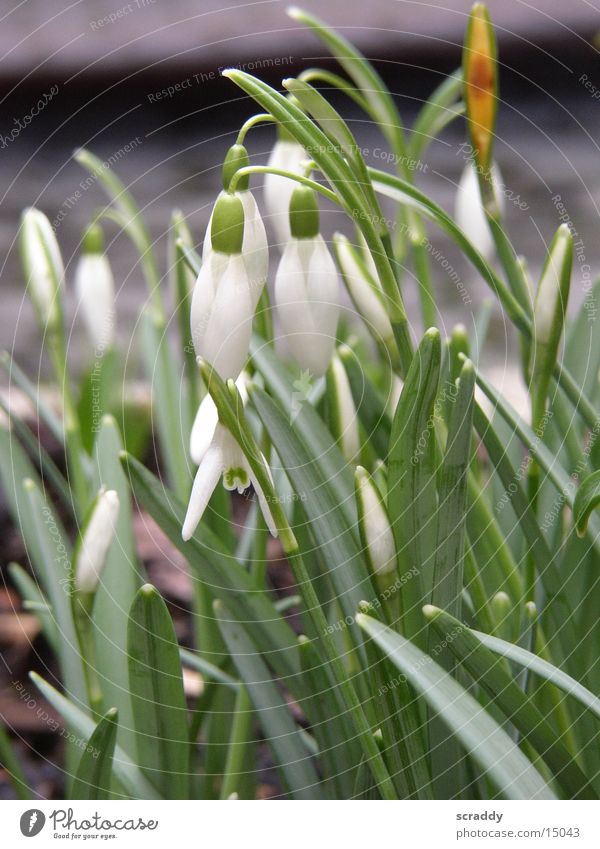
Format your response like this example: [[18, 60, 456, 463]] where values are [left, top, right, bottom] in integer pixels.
[[20, 208, 64, 332], [355, 466, 398, 595], [75, 223, 115, 351], [463, 3, 497, 174], [333, 232, 394, 348], [326, 352, 359, 464], [75, 488, 120, 595]]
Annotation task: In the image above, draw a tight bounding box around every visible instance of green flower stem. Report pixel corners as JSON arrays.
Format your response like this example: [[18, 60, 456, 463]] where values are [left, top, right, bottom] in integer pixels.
[[236, 113, 276, 145], [229, 165, 339, 205], [47, 334, 88, 514], [174, 238, 200, 422], [72, 596, 103, 717]]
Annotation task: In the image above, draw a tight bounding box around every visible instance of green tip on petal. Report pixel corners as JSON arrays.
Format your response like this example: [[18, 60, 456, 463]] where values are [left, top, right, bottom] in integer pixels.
[[289, 184, 319, 239], [82, 222, 104, 255], [222, 144, 250, 192], [211, 193, 245, 254]]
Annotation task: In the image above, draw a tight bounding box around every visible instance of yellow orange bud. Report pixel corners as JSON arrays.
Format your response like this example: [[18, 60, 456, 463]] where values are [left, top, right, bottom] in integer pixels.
[[463, 3, 497, 174]]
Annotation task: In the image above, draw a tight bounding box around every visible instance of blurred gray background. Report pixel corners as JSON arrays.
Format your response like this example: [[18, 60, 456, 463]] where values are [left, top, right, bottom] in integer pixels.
[[1, 0, 599, 388]]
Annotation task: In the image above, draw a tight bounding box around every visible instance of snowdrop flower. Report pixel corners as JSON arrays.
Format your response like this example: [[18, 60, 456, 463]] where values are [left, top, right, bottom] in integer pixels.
[[264, 129, 307, 247], [190, 372, 249, 465], [191, 193, 254, 381], [182, 423, 277, 541], [355, 466, 397, 595], [333, 232, 394, 349], [455, 161, 504, 261], [203, 145, 268, 308], [274, 185, 340, 377], [75, 223, 115, 351], [75, 488, 120, 595], [327, 351, 360, 464], [20, 207, 64, 332]]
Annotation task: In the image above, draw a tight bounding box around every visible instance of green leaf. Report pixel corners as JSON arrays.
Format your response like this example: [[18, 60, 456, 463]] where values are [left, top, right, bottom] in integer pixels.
[[92, 415, 142, 757], [573, 470, 600, 537], [250, 385, 373, 641], [474, 631, 600, 721], [21, 478, 87, 705], [409, 70, 464, 159], [0, 397, 71, 513], [30, 673, 158, 799], [215, 601, 321, 799], [127, 584, 190, 799], [287, 6, 406, 158], [120, 452, 302, 690], [72, 709, 119, 800], [0, 350, 63, 444], [387, 328, 441, 642], [141, 308, 191, 502], [471, 400, 578, 665], [250, 337, 357, 529], [0, 722, 31, 799], [425, 605, 596, 799], [339, 345, 391, 459], [8, 562, 58, 652], [356, 614, 556, 799], [431, 359, 475, 619]]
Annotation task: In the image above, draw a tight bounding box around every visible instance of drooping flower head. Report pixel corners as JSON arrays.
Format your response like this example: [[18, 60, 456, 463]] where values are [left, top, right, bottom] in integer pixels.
[[191, 192, 254, 381], [274, 185, 340, 377], [75, 223, 115, 351]]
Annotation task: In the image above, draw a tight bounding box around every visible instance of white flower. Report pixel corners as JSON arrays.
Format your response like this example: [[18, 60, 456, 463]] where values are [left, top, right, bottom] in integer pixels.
[[455, 161, 504, 261], [75, 489, 120, 594], [334, 233, 393, 346], [355, 466, 397, 578], [203, 190, 268, 308], [75, 253, 115, 351], [191, 251, 253, 381], [182, 423, 277, 541], [264, 138, 307, 247], [20, 208, 64, 330], [275, 234, 340, 377], [190, 372, 249, 465]]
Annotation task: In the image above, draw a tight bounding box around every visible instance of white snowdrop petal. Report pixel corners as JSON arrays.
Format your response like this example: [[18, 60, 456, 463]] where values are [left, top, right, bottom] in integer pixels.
[[190, 394, 219, 465], [182, 445, 223, 540], [356, 473, 396, 576]]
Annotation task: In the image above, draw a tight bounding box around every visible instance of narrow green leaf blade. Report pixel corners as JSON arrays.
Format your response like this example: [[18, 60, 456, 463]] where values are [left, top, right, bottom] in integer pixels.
[[72, 708, 119, 800], [127, 584, 190, 799], [30, 673, 158, 799], [388, 328, 441, 642], [215, 601, 321, 800], [425, 605, 596, 799], [356, 614, 556, 800], [573, 470, 600, 537]]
